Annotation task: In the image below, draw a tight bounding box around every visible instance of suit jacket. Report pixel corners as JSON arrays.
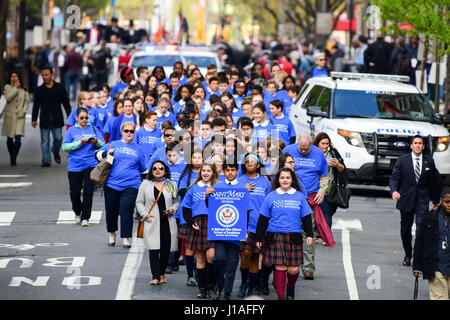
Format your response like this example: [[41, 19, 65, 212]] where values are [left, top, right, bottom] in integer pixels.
[[389, 153, 440, 212], [412, 207, 441, 279]]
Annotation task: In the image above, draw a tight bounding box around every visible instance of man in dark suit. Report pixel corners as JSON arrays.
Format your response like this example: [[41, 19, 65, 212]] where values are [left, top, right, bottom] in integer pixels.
[[390, 135, 441, 266], [364, 31, 394, 74]]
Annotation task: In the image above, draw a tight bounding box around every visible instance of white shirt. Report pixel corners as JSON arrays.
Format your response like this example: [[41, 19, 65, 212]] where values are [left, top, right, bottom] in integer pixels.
[[411, 153, 423, 175], [225, 178, 238, 185], [275, 187, 296, 195], [198, 181, 211, 187], [156, 110, 170, 118]]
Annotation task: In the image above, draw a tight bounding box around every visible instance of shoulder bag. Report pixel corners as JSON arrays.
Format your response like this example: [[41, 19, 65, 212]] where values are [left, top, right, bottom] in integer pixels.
[[90, 144, 114, 186], [326, 168, 351, 209], [137, 184, 163, 239]]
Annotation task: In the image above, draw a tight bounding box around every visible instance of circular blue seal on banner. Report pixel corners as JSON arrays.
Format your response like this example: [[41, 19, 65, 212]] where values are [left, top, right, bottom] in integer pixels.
[[216, 204, 239, 228]]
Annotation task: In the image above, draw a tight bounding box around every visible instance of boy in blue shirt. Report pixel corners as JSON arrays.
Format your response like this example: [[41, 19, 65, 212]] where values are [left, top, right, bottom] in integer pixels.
[[209, 161, 249, 300], [269, 99, 296, 145]]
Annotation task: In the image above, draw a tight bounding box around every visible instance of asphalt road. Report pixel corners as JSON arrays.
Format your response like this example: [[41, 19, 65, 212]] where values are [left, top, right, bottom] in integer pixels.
[[0, 114, 431, 301]]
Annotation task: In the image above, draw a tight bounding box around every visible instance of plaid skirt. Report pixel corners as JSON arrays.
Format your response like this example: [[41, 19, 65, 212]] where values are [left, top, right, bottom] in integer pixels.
[[177, 223, 190, 240], [263, 233, 303, 266], [184, 215, 214, 251], [240, 232, 261, 254]]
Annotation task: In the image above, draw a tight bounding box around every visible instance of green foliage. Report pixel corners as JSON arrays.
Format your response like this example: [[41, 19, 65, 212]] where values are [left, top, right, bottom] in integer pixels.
[[372, 0, 449, 56]]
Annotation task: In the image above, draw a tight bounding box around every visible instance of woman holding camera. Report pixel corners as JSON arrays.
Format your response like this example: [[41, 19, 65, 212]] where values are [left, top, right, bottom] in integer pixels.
[[62, 107, 105, 226], [136, 160, 179, 285], [312, 132, 346, 231]]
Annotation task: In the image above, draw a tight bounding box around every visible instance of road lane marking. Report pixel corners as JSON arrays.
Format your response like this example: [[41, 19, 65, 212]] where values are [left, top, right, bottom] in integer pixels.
[[0, 212, 16, 226], [0, 175, 28, 178], [333, 218, 363, 300], [115, 235, 145, 300], [57, 211, 102, 224], [0, 182, 33, 188]]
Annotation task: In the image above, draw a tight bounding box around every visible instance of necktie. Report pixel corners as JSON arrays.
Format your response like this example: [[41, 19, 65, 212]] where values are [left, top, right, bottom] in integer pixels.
[[414, 158, 421, 183]]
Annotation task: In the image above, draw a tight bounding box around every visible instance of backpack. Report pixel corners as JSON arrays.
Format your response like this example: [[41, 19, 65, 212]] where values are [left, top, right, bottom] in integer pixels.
[[396, 51, 413, 76]]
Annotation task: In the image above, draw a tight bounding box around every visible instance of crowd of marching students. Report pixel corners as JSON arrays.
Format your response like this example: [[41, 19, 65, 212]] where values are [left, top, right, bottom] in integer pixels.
[[61, 60, 343, 300]]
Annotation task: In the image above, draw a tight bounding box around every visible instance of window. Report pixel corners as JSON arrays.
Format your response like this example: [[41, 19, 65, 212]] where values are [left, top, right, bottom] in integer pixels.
[[316, 87, 331, 114], [302, 86, 323, 109]]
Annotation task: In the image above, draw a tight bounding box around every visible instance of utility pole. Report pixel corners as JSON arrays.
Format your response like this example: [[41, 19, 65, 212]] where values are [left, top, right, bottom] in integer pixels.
[[18, 0, 26, 79]]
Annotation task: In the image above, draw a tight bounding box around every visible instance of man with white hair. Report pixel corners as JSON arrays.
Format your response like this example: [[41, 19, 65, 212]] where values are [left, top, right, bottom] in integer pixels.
[[303, 52, 331, 82], [283, 133, 329, 280]]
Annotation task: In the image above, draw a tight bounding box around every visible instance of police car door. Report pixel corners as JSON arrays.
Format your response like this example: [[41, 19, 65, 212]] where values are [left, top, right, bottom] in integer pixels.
[[291, 84, 325, 136]]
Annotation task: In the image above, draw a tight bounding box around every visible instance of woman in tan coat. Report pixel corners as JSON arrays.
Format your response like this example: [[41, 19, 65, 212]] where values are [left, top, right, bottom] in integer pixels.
[[2, 72, 30, 166], [135, 160, 179, 285]]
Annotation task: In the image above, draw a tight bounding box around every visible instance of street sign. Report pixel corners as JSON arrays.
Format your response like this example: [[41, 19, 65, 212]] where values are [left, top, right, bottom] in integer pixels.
[[316, 12, 332, 35]]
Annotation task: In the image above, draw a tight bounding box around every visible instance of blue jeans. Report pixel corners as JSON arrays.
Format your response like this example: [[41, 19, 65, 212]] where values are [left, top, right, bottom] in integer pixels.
[[213, 241, 240, 295], [320, 197, 337, 228], [64, 72, 80, 101], [40, 126, 62, 164]]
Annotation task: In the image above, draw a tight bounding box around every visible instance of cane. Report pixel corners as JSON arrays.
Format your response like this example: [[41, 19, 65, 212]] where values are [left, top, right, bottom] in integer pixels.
[[413, 276, 419, 300]]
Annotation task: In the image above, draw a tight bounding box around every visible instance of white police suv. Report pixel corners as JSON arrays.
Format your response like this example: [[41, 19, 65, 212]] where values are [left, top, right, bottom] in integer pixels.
[[290, 72, 450, 185]]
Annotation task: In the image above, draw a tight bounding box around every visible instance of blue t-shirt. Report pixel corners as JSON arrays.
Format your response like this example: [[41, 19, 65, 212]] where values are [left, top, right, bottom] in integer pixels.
[[260, 188, 312, 234], [98, 140, 147, 191], [110, 81, 128, 98], [237, 174, 271, 233], [176, 170, 199, 222], [231, 108, 247, 126], [110, 114, 137, 142], [96, 105, 109, 131], [103, 115, 117, 136], [147, 144, 168, 168], [311, 67, 328, 78], [106, 98, 115, 115], [165, 159, 186, 185], [156, 112, 176, 130], [282, 144, 328, 195], [181, 182, 210, 218], [270, 114, 296, 145], [66, 106, 102, 129], [63, 124, 104, 172], [275, 90, 293, 116], [134, 126, 162, 162], [253, 120, 277, 142]]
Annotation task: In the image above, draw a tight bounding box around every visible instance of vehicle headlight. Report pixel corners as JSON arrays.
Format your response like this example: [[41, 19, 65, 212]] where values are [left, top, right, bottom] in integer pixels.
[[337, 129, 364, 148], [435, 136, 449, 152]]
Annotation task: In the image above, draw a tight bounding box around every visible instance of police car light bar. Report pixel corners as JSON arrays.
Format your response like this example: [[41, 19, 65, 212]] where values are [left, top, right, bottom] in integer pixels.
[[330, 72, 410, 83]]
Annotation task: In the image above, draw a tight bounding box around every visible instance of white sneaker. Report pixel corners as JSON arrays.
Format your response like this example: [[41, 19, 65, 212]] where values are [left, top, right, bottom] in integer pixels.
[[81, 220, 89, 227], [75, 216, 81, 224]]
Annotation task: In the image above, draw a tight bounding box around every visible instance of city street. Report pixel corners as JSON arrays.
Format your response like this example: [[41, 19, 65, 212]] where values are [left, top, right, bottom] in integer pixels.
[[0, 114, 431, 301]]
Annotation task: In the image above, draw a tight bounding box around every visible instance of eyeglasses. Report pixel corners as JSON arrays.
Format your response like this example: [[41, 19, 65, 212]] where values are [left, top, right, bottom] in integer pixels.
[[152, 166, 164, 171], [78, 116, 88, 120], [123, 129, 135, 134]]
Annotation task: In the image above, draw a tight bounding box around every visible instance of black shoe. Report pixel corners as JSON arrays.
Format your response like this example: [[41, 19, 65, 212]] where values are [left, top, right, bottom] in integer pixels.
[[41, 162, 51, 167], [286, 288, 295, 300], [211, 288, 222, 300], [197, 288, 209, 299], [178, 257, 185, 265], [223, 292, 231, 300], [54, 153, 61, 164], [172, 264, 179, 272], [261, 282, 270, 296], [237, 283, 247, 298], [402, 256, 411, 266], [166, 265, 173, 274]]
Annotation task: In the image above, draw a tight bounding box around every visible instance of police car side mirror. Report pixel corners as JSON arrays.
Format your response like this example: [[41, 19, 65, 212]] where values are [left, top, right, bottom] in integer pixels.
[[435, 113, 450, 125], [307, 106, 328, 118]]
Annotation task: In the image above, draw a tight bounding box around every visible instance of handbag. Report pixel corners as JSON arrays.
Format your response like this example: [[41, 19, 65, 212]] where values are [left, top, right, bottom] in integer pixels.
[[326, 169, 351, 209], [90, 144, 114, 186], [137, 184, 163, 239]]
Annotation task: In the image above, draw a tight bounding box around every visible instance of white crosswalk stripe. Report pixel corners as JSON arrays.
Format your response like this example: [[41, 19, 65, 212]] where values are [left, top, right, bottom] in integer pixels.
[[0, 212, 16, 226], [57, 211, 103, 224], [0, 175, 32, 189]]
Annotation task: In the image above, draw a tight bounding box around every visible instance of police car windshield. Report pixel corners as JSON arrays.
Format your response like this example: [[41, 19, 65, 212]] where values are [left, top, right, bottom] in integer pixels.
[[334, 90, 435, 122], [183, 55, 216, 68], [131, 55, 182, 68]]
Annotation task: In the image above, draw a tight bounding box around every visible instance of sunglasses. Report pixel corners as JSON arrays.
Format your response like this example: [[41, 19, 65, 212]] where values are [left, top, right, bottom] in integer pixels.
[[245, 161, 258, 166], [78, 116, 88, 120], [319, 59, 326, 61], [164, 134, 175, 137], [152, 166, 164, 171], [123, 129, 135, 134]]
